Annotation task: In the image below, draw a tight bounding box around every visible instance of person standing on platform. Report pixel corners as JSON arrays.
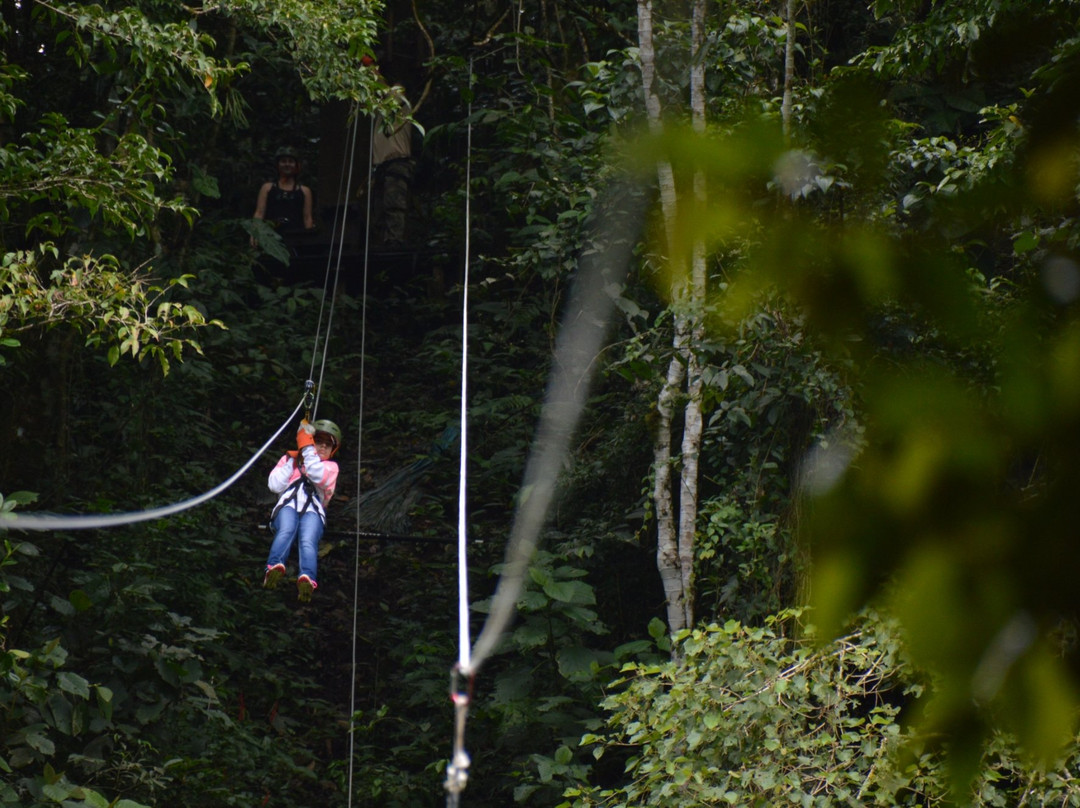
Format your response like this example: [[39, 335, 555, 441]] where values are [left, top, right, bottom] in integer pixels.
[[252, 145, 315, 242], [368, 75, 418, 247]]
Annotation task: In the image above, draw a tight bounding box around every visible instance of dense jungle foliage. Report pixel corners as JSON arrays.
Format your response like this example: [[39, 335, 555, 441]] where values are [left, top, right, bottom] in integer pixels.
[[4, 0, 1080, 806]]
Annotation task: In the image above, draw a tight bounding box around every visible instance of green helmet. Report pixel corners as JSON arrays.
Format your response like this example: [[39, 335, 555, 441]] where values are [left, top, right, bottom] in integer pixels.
[[274, 145, 300, 161], [312, 419, 342, 452]]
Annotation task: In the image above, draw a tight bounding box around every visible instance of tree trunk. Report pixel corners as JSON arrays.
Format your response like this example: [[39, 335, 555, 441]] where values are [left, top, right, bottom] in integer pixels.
[[676, 0, 708, 632], [654, 339, 687, 632], [781, 0, 796, 140], [636, 0, 678, 243], [639, 0, 708, 636], [638, 0, 687, 634]]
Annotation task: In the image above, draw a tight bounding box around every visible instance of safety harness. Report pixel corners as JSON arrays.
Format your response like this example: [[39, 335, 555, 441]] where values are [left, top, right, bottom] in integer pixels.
[[269, 455, 324, 526]]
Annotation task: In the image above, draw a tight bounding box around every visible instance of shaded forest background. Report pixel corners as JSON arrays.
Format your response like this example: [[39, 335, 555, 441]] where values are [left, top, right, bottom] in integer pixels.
[[4, 0, 1080, 806]]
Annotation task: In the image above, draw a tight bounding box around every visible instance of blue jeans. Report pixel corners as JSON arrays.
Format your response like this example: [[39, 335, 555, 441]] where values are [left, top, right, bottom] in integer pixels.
[[267, 507, 324, 584]]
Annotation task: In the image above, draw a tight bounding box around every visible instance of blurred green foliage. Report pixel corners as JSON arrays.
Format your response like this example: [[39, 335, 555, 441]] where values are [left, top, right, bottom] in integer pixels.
[[567, 610, 1080, 807], [613, 0, 1080, 794], [4, 0, 1080, 805]]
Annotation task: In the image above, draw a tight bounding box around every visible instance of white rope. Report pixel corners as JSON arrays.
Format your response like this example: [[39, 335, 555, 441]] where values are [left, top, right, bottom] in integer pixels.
[[457, 71, 475, 676], [306, 120, 357, 414], [466, 185, 641, 670], [312, 132, 358, 417], [444, 59, 475, 806], [345, 107, 374, 808], [442, 175, 644, 804], [0, 391, 310, 532], [306, 185, 344, 409]]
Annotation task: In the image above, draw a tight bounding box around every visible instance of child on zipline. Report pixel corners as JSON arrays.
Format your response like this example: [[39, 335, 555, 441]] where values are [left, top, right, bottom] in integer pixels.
[[263, 418, 342, 602]]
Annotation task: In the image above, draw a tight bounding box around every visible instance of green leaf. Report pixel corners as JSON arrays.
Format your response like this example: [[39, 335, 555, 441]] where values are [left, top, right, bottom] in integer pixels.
[[50, 594, 76, 616], [1013, 231, 1039, 255], [42, 781, 75, 801], [542, 579, 596, 605], [191, 165, 220, 198], [8, 491, 39, 507], [46, 693, 73, 735], [78, 789, 110, 808], [647, 617, 668, 642], [57, 671, 91, 699], [24, 726, 55, 755], [68, 589, 93, 612], [557, 646, 614, 681]]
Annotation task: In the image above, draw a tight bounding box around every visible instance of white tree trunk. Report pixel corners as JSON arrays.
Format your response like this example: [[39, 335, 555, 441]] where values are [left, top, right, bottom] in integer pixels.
[[782, 0, 796, 139], [675, 0, 708, 632], [638, 0, 689, 634], [654, 332, 687, 632], [639, 0, 709, 636], [637, 0, 678, 243]]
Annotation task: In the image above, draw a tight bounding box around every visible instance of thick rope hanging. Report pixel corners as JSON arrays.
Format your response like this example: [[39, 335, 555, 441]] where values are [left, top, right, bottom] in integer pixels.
[[0, 388, 313, 532]]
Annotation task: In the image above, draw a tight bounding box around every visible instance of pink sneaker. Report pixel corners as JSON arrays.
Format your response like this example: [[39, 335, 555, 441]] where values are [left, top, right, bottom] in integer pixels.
[[297, 574, 317, 602], [263, 563, 286, 590]]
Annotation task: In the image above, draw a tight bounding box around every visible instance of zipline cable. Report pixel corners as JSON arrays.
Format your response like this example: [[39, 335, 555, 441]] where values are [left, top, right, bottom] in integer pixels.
[[466, 196, 637, 668], [0, 386, 313, 532], [442, 172, 646, 803], [345, 107, 375, 808], [304, 203, 339, 417], [0, 113, 364, 532], [306, 98, 364, 419], [444, 58, 475, 808], [313, 105, 362, 418], [306, 124, 351, 415], [457, 67, 475, 679]]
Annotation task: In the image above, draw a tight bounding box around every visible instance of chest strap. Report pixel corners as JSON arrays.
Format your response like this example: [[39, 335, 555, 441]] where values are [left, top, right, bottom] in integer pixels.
[[269, 472, 320, 524]]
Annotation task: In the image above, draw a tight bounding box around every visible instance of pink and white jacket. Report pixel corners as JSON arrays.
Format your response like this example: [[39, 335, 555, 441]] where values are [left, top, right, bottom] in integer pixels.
[[268, 444, 339, 522]]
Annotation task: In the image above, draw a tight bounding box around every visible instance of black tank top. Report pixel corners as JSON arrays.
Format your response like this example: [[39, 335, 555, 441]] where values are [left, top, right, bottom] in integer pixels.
[[264, 182, 306, 233]]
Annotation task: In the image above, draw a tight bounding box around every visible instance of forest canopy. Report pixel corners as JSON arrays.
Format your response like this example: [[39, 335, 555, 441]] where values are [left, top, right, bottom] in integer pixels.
[[3, 0, 1080, 806]]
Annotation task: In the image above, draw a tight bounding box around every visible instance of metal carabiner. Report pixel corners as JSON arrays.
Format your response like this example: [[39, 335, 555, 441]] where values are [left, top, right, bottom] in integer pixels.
[[302, 380, 316, 420]]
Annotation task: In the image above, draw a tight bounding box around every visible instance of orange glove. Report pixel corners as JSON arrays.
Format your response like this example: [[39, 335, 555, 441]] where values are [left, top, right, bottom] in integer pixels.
[[297, 420, 316, 450]]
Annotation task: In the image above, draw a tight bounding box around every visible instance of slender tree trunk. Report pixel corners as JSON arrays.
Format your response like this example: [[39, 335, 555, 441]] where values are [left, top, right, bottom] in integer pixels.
[[640, 0, 709, 635], [654, 337, 687, 632], [780, 0, 814, 623], [781, 0, 796, 140], [638, 0, 688, 634], [636, 0, 678, 242], [676, 0, 708, 631]]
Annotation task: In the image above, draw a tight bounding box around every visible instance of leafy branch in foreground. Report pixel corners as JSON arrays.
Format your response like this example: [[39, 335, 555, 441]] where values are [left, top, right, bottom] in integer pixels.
[[0, 245, 224, 374], [0, 494, 153, 808], [566, 610, 1080, 807], [0, 122, 195, 239]]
